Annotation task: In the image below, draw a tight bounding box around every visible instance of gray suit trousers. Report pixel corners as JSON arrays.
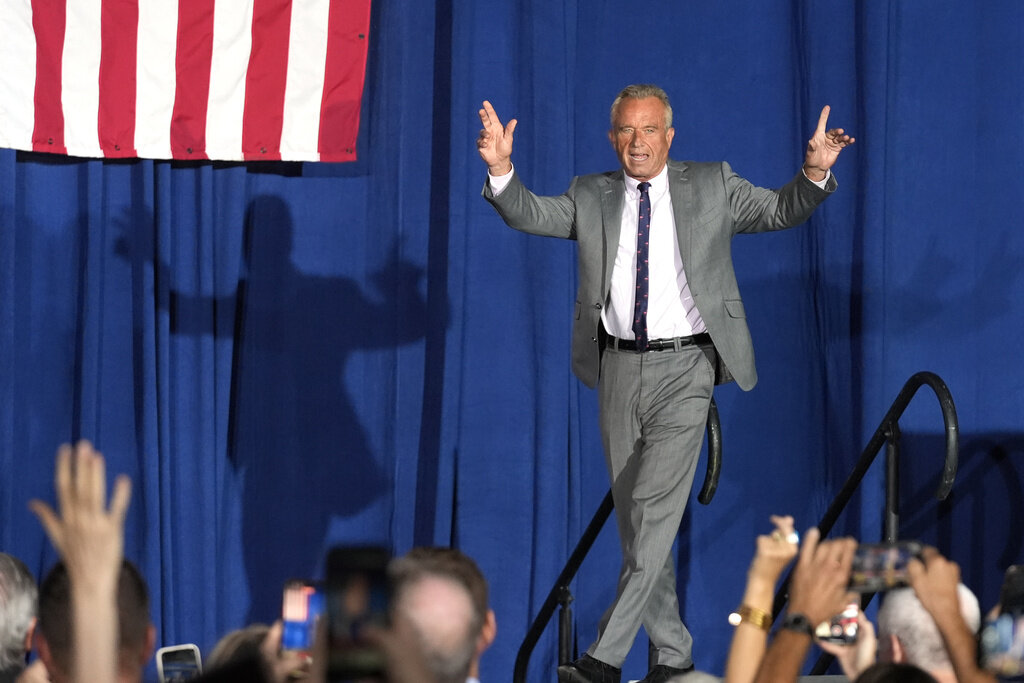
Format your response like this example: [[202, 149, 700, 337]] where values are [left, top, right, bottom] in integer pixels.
[[588, 342, 715, 669]]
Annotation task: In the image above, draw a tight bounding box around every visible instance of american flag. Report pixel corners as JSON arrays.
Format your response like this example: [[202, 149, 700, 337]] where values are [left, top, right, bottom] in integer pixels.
[[0, 0, 372, 162]]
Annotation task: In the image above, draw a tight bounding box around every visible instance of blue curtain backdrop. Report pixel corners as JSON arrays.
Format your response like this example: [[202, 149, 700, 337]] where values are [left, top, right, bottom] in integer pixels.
[[2, 1, 1023, 680]]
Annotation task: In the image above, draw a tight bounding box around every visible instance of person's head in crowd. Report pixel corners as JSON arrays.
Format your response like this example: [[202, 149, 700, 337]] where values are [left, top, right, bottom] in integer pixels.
[[877, 583, 980, 679], [206, 623, 270, 671], [854, 661, 939, 683], [0, 552, 37, 678], [389, 547, 495, 683], [35, 559, 155, 683]]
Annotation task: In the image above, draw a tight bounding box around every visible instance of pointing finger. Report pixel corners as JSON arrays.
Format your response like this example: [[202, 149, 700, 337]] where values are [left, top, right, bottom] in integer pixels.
[[481, 100, 503, 131], [816, 105, 831, 134], [798, 527, 821, 569]]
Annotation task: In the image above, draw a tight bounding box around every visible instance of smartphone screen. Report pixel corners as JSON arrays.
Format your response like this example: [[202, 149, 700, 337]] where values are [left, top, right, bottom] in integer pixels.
[[848, 541, 923, 592], [326, 546, 391, 681], [156, 644, 202, 683], [282, 580, 324, 657], [816, 601, 859, 644]]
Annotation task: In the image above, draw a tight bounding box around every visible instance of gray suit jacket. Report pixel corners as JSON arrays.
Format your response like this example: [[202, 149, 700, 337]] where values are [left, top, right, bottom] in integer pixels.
[[483, 159, 836, 390]]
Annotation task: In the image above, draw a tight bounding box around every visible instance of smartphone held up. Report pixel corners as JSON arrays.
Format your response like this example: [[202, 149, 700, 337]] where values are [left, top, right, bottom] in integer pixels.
[[282, 579, 324, 661], [325, 545, 392, 682], [848, 541, 923, 593], [156, 644, 202, 683], [816, 601, 860, 644]]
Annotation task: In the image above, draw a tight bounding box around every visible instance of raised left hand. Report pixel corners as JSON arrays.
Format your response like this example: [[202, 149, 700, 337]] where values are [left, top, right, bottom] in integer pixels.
[[803, 106, 855, 181]]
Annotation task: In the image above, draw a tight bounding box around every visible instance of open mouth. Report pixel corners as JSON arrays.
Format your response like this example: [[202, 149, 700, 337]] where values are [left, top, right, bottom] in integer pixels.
[[630, 153, 649, 161]]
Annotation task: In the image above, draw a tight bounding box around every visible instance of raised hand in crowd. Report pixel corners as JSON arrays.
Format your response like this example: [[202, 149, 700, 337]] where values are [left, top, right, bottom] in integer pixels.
[[753, 528, 856, 683], [786, 528, 857, 628], [724, 515, 800, 683], [907, 548, 996, 683], [29, 441, 132, 683]]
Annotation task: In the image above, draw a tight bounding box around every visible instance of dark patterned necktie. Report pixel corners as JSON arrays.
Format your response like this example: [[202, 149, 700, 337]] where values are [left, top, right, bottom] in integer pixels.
[[632, 181, 651, 351]]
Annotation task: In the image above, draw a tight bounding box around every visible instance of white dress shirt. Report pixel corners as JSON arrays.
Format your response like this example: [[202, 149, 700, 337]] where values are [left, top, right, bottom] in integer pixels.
[[603, 166, 705, 340]]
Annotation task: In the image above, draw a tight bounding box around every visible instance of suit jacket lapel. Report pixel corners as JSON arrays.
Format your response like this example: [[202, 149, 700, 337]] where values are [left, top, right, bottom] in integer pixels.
[[601, 171, 624, 290], [667, 161, 693, 278]]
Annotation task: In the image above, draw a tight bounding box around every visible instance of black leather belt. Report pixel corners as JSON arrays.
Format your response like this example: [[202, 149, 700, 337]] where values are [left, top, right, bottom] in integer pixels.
[[606, 332, 712, 352]]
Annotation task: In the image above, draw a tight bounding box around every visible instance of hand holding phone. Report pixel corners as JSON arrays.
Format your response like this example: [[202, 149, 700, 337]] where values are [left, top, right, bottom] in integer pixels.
[[816, 608, 877, 681], [816, 601, 860, 644]]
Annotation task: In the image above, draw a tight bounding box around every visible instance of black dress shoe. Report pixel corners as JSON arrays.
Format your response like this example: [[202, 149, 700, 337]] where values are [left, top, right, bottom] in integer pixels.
[[556, 654, 622, 683], [638, 663, 695, 683]]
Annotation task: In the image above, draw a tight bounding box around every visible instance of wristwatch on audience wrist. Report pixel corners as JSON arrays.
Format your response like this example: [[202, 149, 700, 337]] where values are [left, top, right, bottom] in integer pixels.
[[780, 612, 814, 636]]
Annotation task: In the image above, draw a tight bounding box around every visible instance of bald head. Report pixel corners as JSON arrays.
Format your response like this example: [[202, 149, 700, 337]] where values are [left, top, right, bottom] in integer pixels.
[[392, 574, 477, 683]]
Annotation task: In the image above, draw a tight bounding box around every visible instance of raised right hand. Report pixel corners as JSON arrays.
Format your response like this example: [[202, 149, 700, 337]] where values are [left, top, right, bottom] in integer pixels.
[[29, 441, 131, 592], [477, 100, 516, 176], [787, 528, 856, 626]]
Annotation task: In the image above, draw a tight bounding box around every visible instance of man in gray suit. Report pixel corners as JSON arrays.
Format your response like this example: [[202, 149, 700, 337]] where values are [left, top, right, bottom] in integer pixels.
[[477, 84, 853, 683]]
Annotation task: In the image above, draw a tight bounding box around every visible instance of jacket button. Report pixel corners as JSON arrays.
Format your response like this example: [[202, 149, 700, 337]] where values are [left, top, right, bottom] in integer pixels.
[[591, 337, 598, 343], [593, 303, 602, 309]]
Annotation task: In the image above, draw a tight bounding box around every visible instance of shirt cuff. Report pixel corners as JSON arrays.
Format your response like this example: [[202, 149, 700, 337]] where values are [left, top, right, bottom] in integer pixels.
[[488, 164, 515, 196], [803, 168, 831, 189]]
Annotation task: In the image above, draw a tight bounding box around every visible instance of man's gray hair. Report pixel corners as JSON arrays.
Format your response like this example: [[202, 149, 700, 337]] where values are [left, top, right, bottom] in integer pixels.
[[878, 584, 981, 671], [0, 553, 37, 672], [610, 84, 673, 129]]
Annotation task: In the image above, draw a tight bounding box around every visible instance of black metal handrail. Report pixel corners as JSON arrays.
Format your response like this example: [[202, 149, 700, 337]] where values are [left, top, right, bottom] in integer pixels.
[[512, 398, 723, 683], [767, 371, 959, 674], [815, 370, 957, 543]]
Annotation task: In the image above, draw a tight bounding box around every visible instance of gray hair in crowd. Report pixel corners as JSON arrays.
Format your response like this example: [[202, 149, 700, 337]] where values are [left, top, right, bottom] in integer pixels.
[[0, 553, 37, 671], [878, 584, 981, 669]]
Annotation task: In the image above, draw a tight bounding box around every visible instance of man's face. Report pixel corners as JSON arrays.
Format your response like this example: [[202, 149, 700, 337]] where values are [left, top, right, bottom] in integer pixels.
[[608, 97, 675, 181]]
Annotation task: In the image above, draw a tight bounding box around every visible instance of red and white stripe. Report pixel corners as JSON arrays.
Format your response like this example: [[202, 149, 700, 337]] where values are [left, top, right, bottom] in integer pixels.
[[0, 0, 371, 162]]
